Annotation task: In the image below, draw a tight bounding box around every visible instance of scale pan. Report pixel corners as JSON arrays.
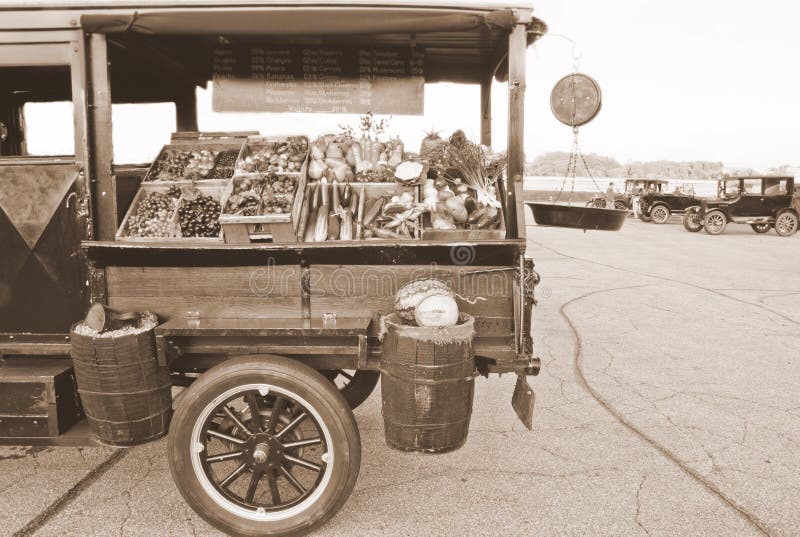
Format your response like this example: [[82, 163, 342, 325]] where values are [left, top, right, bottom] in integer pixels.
[[526, 203, 627, 231]]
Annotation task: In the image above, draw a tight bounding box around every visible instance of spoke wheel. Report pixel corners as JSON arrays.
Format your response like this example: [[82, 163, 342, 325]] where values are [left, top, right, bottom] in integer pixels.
[[703, 210, 727, 235], [750, 223, 772, 234], [683, 207, 703, 232], [321, 370, 380, 410], [169, 355, 360, 537], [651, 205, 670, 224], [614, 200, 628, 211], [775, 211, 798, 237]]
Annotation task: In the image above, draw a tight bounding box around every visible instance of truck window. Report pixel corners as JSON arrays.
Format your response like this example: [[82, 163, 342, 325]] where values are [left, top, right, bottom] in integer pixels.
[[763, 178, 787, 195], [0, 66, 73, 157], [742, 179, 761, 194]]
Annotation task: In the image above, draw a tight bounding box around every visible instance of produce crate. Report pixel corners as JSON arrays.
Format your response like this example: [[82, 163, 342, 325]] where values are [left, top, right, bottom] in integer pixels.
[[143, 132, 250, 182], [219, 161, 308, 244], [421, 202, 505, 240], [173, 185, 225, 243], [116, 184, 224, 243], [420, 177, 507, 240], [234, 135, 309, 177], [297, 182, 420, 242], [116, 183, 182, 242]]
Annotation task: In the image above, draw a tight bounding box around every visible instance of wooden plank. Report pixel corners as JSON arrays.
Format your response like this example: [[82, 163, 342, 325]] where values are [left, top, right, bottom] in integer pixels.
[[88, 33, 116, 241], [156, 316, 369, 336], [108, 296, 303, 320], [0, 343, 71, 355], [84, 240, 525, 268], [307, 264, 515, 339], [505, 23, 527, 240], [106, 265, 302, 297], [480, 74, 492, 147]]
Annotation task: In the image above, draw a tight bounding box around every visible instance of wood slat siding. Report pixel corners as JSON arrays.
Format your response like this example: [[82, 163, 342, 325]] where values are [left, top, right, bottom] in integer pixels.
[[105, 263, 516, 354], [309, 265, 515, 341], [106, 265, 303, 319]]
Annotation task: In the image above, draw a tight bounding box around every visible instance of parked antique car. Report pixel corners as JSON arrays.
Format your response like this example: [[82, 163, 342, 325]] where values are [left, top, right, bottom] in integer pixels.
[[682, 176, 798, 236], [587, 179, 667, 210], [639, 187, 702, 223]]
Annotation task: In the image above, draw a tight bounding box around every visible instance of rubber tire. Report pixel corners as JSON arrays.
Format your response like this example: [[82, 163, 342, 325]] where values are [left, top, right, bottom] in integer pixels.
[[682, 207, 703, 232], [321, 370, 380, 410], [639, 212, 653, 223], [751, 223, 772, 234], [168, 355, 361, 537], [703, 210, 727, 235], [774, 210, 799, 237], [650, 205, 671, 224]]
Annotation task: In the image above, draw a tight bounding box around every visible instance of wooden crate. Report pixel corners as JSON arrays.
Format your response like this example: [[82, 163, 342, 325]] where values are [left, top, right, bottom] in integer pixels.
[[219, 162, 308, 244], [298, 182, 420, 242], [116, 184, 225, 242], [143, 132, 249, 183], [116, 183, 182, 241], [234, 135, 309, 177], [0, 357, 82, 438], [173, 185, 225, 243], [421, 201, 505, 240]]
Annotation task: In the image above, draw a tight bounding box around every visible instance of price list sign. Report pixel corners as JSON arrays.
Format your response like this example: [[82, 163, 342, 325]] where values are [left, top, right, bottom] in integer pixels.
[[213, 45, 424, 115]]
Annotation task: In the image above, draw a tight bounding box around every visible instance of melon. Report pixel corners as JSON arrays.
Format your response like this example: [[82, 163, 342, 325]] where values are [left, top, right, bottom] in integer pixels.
[[414, 294, 459, 327], [394, 279, 453, 322]]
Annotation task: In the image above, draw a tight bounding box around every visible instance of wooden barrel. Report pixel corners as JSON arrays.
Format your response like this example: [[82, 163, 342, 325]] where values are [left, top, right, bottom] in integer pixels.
[[70, 326, 172, 445], [380, 314, 475, 453]]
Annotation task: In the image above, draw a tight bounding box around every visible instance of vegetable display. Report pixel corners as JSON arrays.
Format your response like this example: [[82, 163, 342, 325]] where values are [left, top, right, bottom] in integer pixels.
[[178, 191, 222, 238], [147, 147, 239, 182], [124, 188, 181, 238], [302, 180, 421, 242], [222, 174, 298, 217], [236, 138, 308, 174], [419, 130, 505, 233], [308, 114, 409, 184]]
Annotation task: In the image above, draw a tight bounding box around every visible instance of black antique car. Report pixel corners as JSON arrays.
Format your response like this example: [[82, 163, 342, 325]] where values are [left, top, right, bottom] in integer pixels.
[[639, 185, 702, 224], [587, 179, 668, 210], [683, 176, 798, 236]]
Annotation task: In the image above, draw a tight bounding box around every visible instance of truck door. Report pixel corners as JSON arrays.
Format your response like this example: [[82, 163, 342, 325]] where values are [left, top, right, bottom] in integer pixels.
[[0, 39, 90, 336], [730, 179, 765, 219]]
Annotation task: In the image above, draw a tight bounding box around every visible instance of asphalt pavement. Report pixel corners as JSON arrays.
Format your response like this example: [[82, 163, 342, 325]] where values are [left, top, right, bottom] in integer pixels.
[[2, 213, 798, 536]]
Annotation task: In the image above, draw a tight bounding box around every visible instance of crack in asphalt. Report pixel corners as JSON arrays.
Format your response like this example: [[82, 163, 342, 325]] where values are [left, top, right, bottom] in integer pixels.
[[559, 284, 771, 536], [634, 474, 651, 536], [12, 449, 129, 537]]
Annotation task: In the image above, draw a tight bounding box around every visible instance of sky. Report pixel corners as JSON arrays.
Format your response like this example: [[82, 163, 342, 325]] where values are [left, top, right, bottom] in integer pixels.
[[21, 0, 800, 170]]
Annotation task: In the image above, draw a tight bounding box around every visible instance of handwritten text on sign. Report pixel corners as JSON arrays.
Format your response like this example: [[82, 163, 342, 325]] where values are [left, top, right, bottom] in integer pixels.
[[213, 46, 424, 115]]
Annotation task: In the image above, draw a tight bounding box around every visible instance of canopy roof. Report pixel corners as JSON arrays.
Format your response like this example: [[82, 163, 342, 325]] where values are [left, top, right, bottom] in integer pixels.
[[76, 2, 542, 87]]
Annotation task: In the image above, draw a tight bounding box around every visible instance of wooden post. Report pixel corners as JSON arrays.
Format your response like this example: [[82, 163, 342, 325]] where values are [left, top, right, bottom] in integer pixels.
[[88, 33, 116, 240], [175, 85, 198, 132], [480, 75, 492, 147], [506, 23, 527, 240]]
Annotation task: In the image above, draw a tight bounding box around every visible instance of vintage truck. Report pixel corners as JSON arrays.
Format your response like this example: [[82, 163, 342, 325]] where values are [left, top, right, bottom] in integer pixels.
[[0, 2, 546, 535]]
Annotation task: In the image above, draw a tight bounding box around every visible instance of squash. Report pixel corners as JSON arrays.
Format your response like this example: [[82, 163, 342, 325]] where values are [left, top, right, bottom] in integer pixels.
[[414, 294, 459, 327], [394, 279, 454, 322]]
